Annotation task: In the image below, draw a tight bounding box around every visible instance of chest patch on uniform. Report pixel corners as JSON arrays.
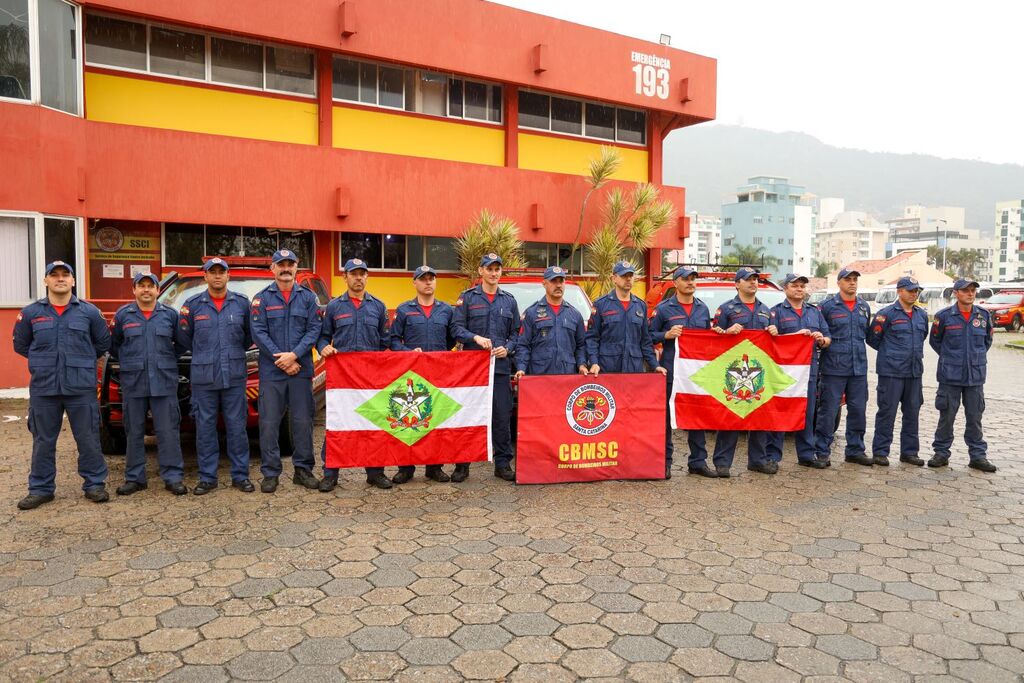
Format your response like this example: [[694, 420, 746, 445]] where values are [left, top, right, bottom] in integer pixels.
[[334, 313, 352, 320], [195, 314, 210, 321], [972, 319, 982, 327], [469, 304, 487, 310], [31, 316, 53, 324], [266, 305, 284, 311], [123, 322, 141, 329]]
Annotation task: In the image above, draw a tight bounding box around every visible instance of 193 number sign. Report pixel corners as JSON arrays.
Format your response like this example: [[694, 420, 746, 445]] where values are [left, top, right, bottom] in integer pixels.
[[632, 64, 669, 99]]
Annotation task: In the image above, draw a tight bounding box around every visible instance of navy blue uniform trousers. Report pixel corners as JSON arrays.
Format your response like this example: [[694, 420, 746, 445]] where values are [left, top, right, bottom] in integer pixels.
[[123, 395, 185, 484], [767, 371, 818, 463], [193, 385, 250, 484], [815, 374, 868, 458], [259, 377, 315, 478], [28, 394, 107, 495], [871, 376, 923, 458], [933, 384, 987, 461]]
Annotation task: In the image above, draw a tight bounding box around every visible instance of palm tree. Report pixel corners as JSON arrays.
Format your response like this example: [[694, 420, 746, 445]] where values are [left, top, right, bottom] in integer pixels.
[[723, 244, 780, 269], [569, 146, 622, 273], [814, 260, 837, 279], [453, 209, 525, 280]]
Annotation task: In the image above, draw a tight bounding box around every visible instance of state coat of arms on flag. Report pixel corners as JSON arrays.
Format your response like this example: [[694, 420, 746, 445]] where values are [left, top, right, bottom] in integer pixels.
[[671, 330, 813, 431], [324, 351, 494, 468]]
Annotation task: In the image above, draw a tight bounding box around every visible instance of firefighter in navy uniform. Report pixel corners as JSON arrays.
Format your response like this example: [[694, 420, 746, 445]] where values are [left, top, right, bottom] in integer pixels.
[[766, 274, 831, 469], [451, 253, 520, 481], [250, 249, 323, 494], [866, 276, 928, 467], [390, 266, 457, 484], [12, 261, 111, 510], [514, 266, 588, 378], [814, 267, 874, 467], [710, 267, 778, 476], [176, 257, 254, 494], [317, 258, 391, 490], [585, 261, 661, 376], [928, 279, 997, 472], [111, 272, 188, 496], [649, 266, 713, 479]]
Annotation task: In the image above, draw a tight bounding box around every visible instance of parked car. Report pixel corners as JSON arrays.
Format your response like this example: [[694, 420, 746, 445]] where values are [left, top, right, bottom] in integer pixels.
[[646, 266, 786, 317], [978, 289, 1024, 331], [97, 259, 331, 455]]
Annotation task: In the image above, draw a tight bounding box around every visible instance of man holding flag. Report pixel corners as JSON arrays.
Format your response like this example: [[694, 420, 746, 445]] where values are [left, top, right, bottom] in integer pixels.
[[389, 266, 457, 484], [513, 266, 588, 379], [766, 274, 831, 469], [650, 266, 713, 479], [318, 258, 391, 491], [586, 261, 662, 377], [710, 267, 778, 476]]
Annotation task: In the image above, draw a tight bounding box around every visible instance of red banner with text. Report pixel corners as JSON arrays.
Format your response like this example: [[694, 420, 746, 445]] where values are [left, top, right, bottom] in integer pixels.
[[516, 373, 666, 484]]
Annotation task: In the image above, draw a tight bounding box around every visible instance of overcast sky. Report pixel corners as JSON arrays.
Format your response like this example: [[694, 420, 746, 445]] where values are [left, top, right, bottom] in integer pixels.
[[495, 0, 1022, 167]]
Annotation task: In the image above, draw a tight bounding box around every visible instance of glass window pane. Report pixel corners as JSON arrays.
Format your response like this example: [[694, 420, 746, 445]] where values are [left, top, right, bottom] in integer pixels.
[[556, 244, 583, 273], [358, 62, 376, 104], [0, 215, 35, 301], [84, 13, 145, 71], [206, 225, 242, 257], [488, 84, 502, 122], [43, 216, 77, 293], [150, 26, 205, 80], [518, 90, 549, 129], [164, 223, 204, 266], [379, 65, 403, 108], [240, 227, 275, 258], [277, 230, 313, 266], [426, 238, 458, 271], [616, 107, 646, 144], [524, 242, 548, 268], [410, 70, 446, 116], [383, 234, 406, 269], [585, 102, 615, 140], [266, 45, 314, 95], [464, 80, 488, 121], [340, 232, 382, 269], [406, 235, 424, 268], [211, 37, 262, 88], [38, 0, 79, 114], [447, 78, 462, 118], [551, 97, 582, 135], [0, 0, 30, 100], [332, 56, 359, 101]]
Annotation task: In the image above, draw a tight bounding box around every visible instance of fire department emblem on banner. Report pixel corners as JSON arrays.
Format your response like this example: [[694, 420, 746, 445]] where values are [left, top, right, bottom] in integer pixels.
[[565, 384, 617, 437]]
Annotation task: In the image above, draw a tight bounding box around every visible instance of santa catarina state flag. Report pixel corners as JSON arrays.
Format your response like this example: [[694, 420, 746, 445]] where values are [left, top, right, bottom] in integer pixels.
[[324, 351, 493, 468], [671, 330, 813, 432]]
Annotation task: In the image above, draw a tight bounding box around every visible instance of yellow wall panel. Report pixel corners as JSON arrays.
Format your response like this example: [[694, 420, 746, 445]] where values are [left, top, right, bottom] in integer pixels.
[[85, 71, 318, 145], [330, 273, 470, 311], [333, 106, 504, 166], [519, 133, 648, 183]]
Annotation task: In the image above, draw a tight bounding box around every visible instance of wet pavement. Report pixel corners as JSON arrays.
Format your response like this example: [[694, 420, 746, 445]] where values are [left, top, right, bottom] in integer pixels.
[[1, 333, 1022, 682]]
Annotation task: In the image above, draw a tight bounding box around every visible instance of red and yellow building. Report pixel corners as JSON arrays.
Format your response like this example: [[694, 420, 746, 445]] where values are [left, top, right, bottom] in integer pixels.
[[0, 0, 716, 386]]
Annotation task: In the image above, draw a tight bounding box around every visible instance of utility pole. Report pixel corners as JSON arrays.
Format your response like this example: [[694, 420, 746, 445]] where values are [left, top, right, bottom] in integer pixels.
[[937, 218, 949, 273]]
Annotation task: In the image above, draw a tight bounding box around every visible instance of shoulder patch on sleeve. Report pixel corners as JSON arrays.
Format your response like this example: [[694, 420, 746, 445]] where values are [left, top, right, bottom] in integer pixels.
[[454, 298, 463, 307]]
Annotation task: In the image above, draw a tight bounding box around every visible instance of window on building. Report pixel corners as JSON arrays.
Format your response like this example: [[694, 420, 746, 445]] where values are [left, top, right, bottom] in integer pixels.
[[752, 236, 763, 245], [518, 88, 647, 145], [753, 216, 764, 224], [788, 238, 794, 245], [84, 13, 145, 71], [425, 237, 459, 271], [404, 70, 446, 117], [2, 0, 81, 113], [211, 37, 263, 88], [86, 13, 316, 97], [453, 78, 501, 122], [551, 96, 582, 135], [378, 64, 404, 109], [616, 107, 646, 144], [789, 218, 795, 224], [0, 0, 31, 101], [518, 89, 549, 129], [787, 259, 793, 265], [724, 238, 733, 247], [585, 102, 615, 140], [332, 57, 359, 101], [0, 213, 83, 304], [778, 237, 784, 244], [340, 232, 383, 269], [723, 218, 732, 226], [524, 242, 549, 268], [164, 225, 312, 266]]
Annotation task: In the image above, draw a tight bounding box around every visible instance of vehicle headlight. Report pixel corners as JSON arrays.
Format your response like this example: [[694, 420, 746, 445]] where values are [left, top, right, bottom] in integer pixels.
[[997, 309, 1009, 316]]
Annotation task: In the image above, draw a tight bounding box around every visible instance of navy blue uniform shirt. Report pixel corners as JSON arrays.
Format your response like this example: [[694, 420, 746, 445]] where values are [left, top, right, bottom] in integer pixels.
[[177, 290, 252, 389], [930, 304, 993, 386], [111, 302, 183, 397], [585, 292, 658, 372], [769, 299, 830, 369], [515, 298, 587, 375], [250, 283, 322, 380], [712, 295, 773, 331], [390, 299, 454, 352], [317, 292, 389, 353], [649, 296, 712, 371], [13, 296, 110, 395], [866, 301, 929, 378], [452, 286, 520, 375], [817, 295, 872, 376]]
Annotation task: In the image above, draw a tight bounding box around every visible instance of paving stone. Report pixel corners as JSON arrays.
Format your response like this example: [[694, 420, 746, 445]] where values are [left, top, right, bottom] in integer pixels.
[[696, 611, 753, 634], [815, 634, 878, 660], [913, 633, 980, 659], [671, 647, 735, 676], [554, 623, 615, 648], [398, 637, 463, 665], [501, 612, 560, 636], [509, 663, 575, 683], [561, 648, 626, 677], [450, 649, 516, 679], [339, 652, 406, 680], [160, 665, 231, 683], [713, 635, 774, 661], [450, 624, 512, 650], [775, 646, 840, 676], [502, 635, 565, 663], [610, 635, 674, 662], [158, 606, 219, 628], [349, 625, 411, 651]]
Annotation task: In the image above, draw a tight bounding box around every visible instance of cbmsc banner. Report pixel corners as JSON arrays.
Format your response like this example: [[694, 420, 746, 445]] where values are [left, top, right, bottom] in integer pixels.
[[516, 373, 666, 484]]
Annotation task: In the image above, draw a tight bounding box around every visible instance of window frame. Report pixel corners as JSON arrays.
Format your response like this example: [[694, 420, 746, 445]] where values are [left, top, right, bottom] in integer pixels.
[[0, 210, 83, 307], [83, 10, 317, 99], [0, 0, 83, 115], [516, 87, 647, 147], [160, 223, 316, 270]]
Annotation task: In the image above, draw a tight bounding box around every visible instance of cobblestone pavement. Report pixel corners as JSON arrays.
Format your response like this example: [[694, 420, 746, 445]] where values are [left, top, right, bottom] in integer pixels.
[[1, 336, 1023, 682]]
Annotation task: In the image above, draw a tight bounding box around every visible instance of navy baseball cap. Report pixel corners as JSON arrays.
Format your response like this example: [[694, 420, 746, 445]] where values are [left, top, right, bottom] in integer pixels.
[[953, 278, 980, 290], [896, 276, 923, 291], [837, 267, 861, 280], [343, 258, 369, 273], [672, 266, 698, 280], [132, 271, 159, 287], [479, 252, 503, 267], [543, 266, 568, 281], [202, 257, 229, 272], [271, 249, 298, 264], [44, 260, 74, 276], [782, 273, 809, 286], [613, 261, 637, 276], [412, 265, 436, 280], [734, 267, 759, 281]]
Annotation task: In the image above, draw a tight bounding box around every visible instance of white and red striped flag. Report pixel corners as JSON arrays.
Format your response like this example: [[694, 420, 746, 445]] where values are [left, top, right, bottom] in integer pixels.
[[671, 330, 813, 431], [324, 351, 494, 468]]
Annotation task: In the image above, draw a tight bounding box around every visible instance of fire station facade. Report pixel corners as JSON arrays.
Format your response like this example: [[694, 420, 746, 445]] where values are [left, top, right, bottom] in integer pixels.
[[0, 0, 716, 386]]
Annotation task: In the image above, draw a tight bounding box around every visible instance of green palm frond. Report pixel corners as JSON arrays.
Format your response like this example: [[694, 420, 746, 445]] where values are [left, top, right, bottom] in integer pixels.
[[587, 146, 622, 189], [454, 209, 525, 280]]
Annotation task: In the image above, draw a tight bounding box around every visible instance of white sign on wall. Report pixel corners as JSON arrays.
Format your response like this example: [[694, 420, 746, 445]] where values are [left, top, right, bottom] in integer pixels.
[[102, 264, 124, 279], [630, 51, 670, 100]]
